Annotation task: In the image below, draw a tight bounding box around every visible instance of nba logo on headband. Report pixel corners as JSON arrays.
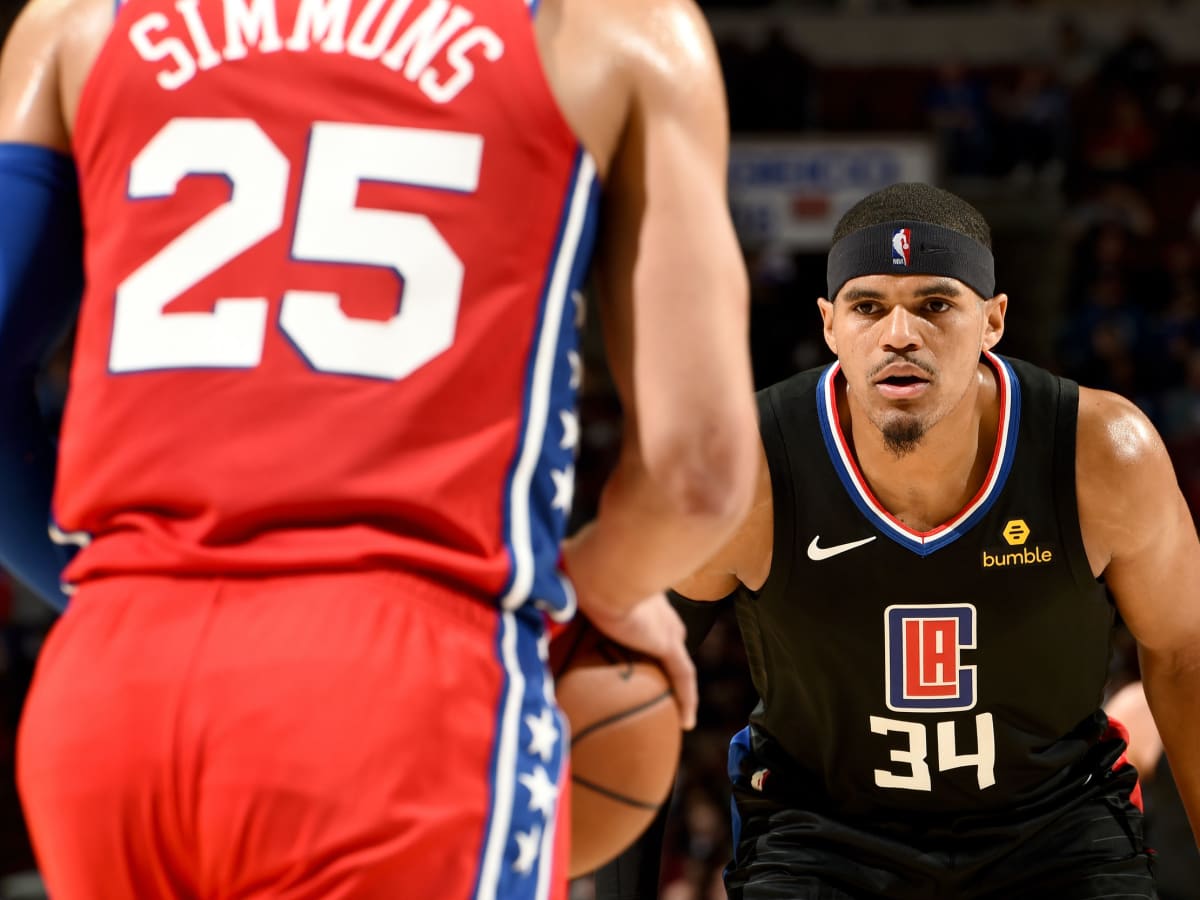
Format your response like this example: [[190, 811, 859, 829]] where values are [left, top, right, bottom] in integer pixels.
[[891, 228, 912, 267]]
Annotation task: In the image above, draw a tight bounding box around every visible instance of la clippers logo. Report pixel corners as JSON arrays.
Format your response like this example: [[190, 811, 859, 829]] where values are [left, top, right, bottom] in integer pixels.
[[884, 604, 977, 712], [891, 228, 912, 266]]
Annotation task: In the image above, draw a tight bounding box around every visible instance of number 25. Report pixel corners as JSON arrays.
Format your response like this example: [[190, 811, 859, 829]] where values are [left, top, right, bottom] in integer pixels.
[[110, 118, 483, 381]]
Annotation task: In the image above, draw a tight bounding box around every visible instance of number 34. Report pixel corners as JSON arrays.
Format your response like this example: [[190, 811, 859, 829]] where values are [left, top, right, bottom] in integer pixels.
[[871, 713, 996, 792], [110, 118, 483, 381]]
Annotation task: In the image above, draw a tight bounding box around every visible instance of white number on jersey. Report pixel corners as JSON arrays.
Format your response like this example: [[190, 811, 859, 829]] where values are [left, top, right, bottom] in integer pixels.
[[870, 713, 996, 792], [109, 118, 484, 380]]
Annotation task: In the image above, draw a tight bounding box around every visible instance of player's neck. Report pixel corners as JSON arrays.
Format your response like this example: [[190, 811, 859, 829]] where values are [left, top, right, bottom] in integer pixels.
[[847, 365, 999, 533]]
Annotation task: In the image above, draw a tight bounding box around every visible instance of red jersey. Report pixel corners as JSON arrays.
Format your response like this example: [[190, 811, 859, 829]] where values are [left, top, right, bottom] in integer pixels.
[[55, 0, 598, 618]]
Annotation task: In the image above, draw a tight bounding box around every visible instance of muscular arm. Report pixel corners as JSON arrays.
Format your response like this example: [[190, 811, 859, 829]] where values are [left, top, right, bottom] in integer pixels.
[[1077, 388, 1200, 845], [0, 0, 71, 149], [562, 0, 757, 616]]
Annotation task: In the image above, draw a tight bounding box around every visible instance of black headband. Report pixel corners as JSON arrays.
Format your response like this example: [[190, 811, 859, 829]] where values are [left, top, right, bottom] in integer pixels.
[[826, 221, 996, 301]]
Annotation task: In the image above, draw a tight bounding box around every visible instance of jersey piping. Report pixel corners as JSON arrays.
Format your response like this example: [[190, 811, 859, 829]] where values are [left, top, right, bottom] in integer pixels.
[[817, 349, 1022, 556]]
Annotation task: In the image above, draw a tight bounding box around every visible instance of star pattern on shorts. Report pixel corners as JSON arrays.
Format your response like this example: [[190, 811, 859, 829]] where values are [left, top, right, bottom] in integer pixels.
[[568, 350, 582, 390], [525, 707, 560, 763], [512, 824, 542, 875], [572, 289, 586, 329], [559, 410, 579, 452], [550, 465, 574, 515], [518, 765, 559, 818]]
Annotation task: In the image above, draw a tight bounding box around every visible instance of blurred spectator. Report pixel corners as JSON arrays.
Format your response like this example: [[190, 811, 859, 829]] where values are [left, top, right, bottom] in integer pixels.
[[1051, 16, 1105, 93], [923, 62, 998, 176], [1078, 87, 1159, 185], [1064, 183, 1156, 243], [1097, 21, 1168, 106], [995, 61, 1070, 185]]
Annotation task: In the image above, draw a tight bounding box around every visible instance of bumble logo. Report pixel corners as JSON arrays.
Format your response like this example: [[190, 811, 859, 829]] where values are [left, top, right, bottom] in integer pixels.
[[982, 520, 1053, 568], [1002, 520, 1030, 546]]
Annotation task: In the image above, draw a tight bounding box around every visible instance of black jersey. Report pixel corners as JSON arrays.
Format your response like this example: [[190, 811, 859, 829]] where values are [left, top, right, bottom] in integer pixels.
[[740, 352, 1114, 823]]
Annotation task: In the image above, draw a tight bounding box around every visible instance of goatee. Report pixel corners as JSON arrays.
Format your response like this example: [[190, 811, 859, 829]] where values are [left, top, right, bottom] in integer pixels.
[[882, 419, 925, 457]]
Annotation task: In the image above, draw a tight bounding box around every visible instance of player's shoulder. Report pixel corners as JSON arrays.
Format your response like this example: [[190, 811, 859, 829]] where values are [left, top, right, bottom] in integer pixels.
[[0, 0, 109, 148], [0, 0, 66, 77], [1075, 385, 1176, 533], [1, 0, 104, 53], [1076, 386, 1165, 469], [559, 0, 719, 86]]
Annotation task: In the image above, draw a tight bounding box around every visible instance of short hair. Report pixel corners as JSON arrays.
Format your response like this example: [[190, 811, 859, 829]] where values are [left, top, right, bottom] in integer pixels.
[[832, 183, 992, 249]]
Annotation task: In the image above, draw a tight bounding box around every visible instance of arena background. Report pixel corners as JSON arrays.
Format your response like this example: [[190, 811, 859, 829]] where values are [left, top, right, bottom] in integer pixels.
[[1, 1, 1199, 898]]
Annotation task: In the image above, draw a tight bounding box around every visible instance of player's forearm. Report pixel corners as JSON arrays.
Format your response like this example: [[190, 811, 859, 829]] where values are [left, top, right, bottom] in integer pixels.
[[1141, 647, 1200, 848], [565, 447, 753, 618]]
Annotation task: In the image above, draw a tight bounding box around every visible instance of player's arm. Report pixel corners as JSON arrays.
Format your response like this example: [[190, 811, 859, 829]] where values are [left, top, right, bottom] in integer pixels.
[[593, 434, 768, 900], [672, 436, 773, 601], [562, 0, 757, 620], [1077, 387, 1200, 846], [1104, 680, 1164, 782], [0, 0, 84, 609]]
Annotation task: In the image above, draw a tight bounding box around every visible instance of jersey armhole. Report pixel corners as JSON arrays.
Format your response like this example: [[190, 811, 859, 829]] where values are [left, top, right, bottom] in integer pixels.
[[754, 387, 796, 603], [1052, 375, 1102, 594]]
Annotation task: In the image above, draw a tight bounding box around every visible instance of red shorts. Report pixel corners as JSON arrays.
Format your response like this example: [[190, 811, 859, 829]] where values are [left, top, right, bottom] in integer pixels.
[[18, 572, 570, 899]]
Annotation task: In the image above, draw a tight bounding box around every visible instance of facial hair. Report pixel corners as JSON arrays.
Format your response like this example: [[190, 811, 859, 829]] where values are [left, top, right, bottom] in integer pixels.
[[870, 352, 936, 456], [881, 417, 926, 457]]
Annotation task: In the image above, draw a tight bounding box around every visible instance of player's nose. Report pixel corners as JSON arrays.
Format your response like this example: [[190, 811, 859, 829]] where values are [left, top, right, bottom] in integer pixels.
[[879, 305, 922, 353]]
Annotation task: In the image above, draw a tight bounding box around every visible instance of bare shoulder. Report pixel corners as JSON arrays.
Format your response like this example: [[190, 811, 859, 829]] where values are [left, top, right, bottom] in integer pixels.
[[1076, 386, 1180, 568], [0, 0, 71, 145], [1076, 386, 1167, 482], [537, 0, 724, 177], [0, 0, 111, 147], [599, 0, 726, 118], [1076, 394, 1200, 657]]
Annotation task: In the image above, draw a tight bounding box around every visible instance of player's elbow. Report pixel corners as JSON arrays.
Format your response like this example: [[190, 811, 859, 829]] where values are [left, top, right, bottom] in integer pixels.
[[646, 420, 756, 526]]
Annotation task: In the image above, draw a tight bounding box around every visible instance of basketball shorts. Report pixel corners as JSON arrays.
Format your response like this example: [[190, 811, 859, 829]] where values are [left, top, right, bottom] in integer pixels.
[[725, 725, 1155, 900], [17, 571, 570, 900]]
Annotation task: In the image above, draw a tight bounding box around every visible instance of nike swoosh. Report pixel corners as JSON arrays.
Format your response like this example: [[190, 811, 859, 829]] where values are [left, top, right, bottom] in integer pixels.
[[807, 535, 878, 561], [921, 245, 950, 254]]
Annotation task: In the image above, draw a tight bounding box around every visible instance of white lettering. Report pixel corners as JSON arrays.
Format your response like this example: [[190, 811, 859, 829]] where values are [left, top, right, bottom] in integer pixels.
[[175, 0, 223, 70], [223, 0, 284, 60], [346, 0, 412, 61], [382, 0, 470, 74], [129, 12, 198, 91], [285, 0, 352, 52], [135, 0, 502, 99], [419, 23, 500, 103]]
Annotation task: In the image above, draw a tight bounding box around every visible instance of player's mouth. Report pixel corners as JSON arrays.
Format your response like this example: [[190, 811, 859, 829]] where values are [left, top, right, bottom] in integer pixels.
[[873, 366, 931, 400]]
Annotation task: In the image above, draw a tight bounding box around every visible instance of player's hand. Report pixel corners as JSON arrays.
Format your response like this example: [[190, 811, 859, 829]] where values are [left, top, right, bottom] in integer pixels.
[[585, 592, 698, 731]]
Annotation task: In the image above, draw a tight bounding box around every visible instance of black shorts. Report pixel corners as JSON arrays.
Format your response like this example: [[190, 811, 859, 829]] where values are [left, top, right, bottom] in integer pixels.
[[725, 729, 1154, 900]]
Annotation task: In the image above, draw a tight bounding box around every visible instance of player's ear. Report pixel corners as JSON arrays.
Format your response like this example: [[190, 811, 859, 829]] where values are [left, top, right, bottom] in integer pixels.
[[981, 293, 1007, 352], [817, 297, 837, 355]]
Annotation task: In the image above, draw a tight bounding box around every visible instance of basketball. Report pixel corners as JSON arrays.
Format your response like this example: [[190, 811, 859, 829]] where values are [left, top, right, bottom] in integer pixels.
[[551, 618, 683, 878]]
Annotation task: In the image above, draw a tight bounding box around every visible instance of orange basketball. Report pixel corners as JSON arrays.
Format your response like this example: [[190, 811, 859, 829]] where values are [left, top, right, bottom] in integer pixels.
[[550, 619, 683, 878]]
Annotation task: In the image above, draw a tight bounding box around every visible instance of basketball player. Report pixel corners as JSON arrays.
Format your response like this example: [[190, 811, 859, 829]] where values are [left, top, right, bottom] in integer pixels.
[[597, 182, 1200, 898], [0, 0, 758, 896]]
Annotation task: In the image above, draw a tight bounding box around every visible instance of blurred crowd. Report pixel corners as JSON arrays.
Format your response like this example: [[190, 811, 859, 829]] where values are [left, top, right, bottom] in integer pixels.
[[2, 3, 1200, 899]]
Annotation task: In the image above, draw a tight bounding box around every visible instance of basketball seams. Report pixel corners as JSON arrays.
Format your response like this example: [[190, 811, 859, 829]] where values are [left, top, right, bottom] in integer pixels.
[[571, 775, 663, 811], [568, 689, 674, 745]]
